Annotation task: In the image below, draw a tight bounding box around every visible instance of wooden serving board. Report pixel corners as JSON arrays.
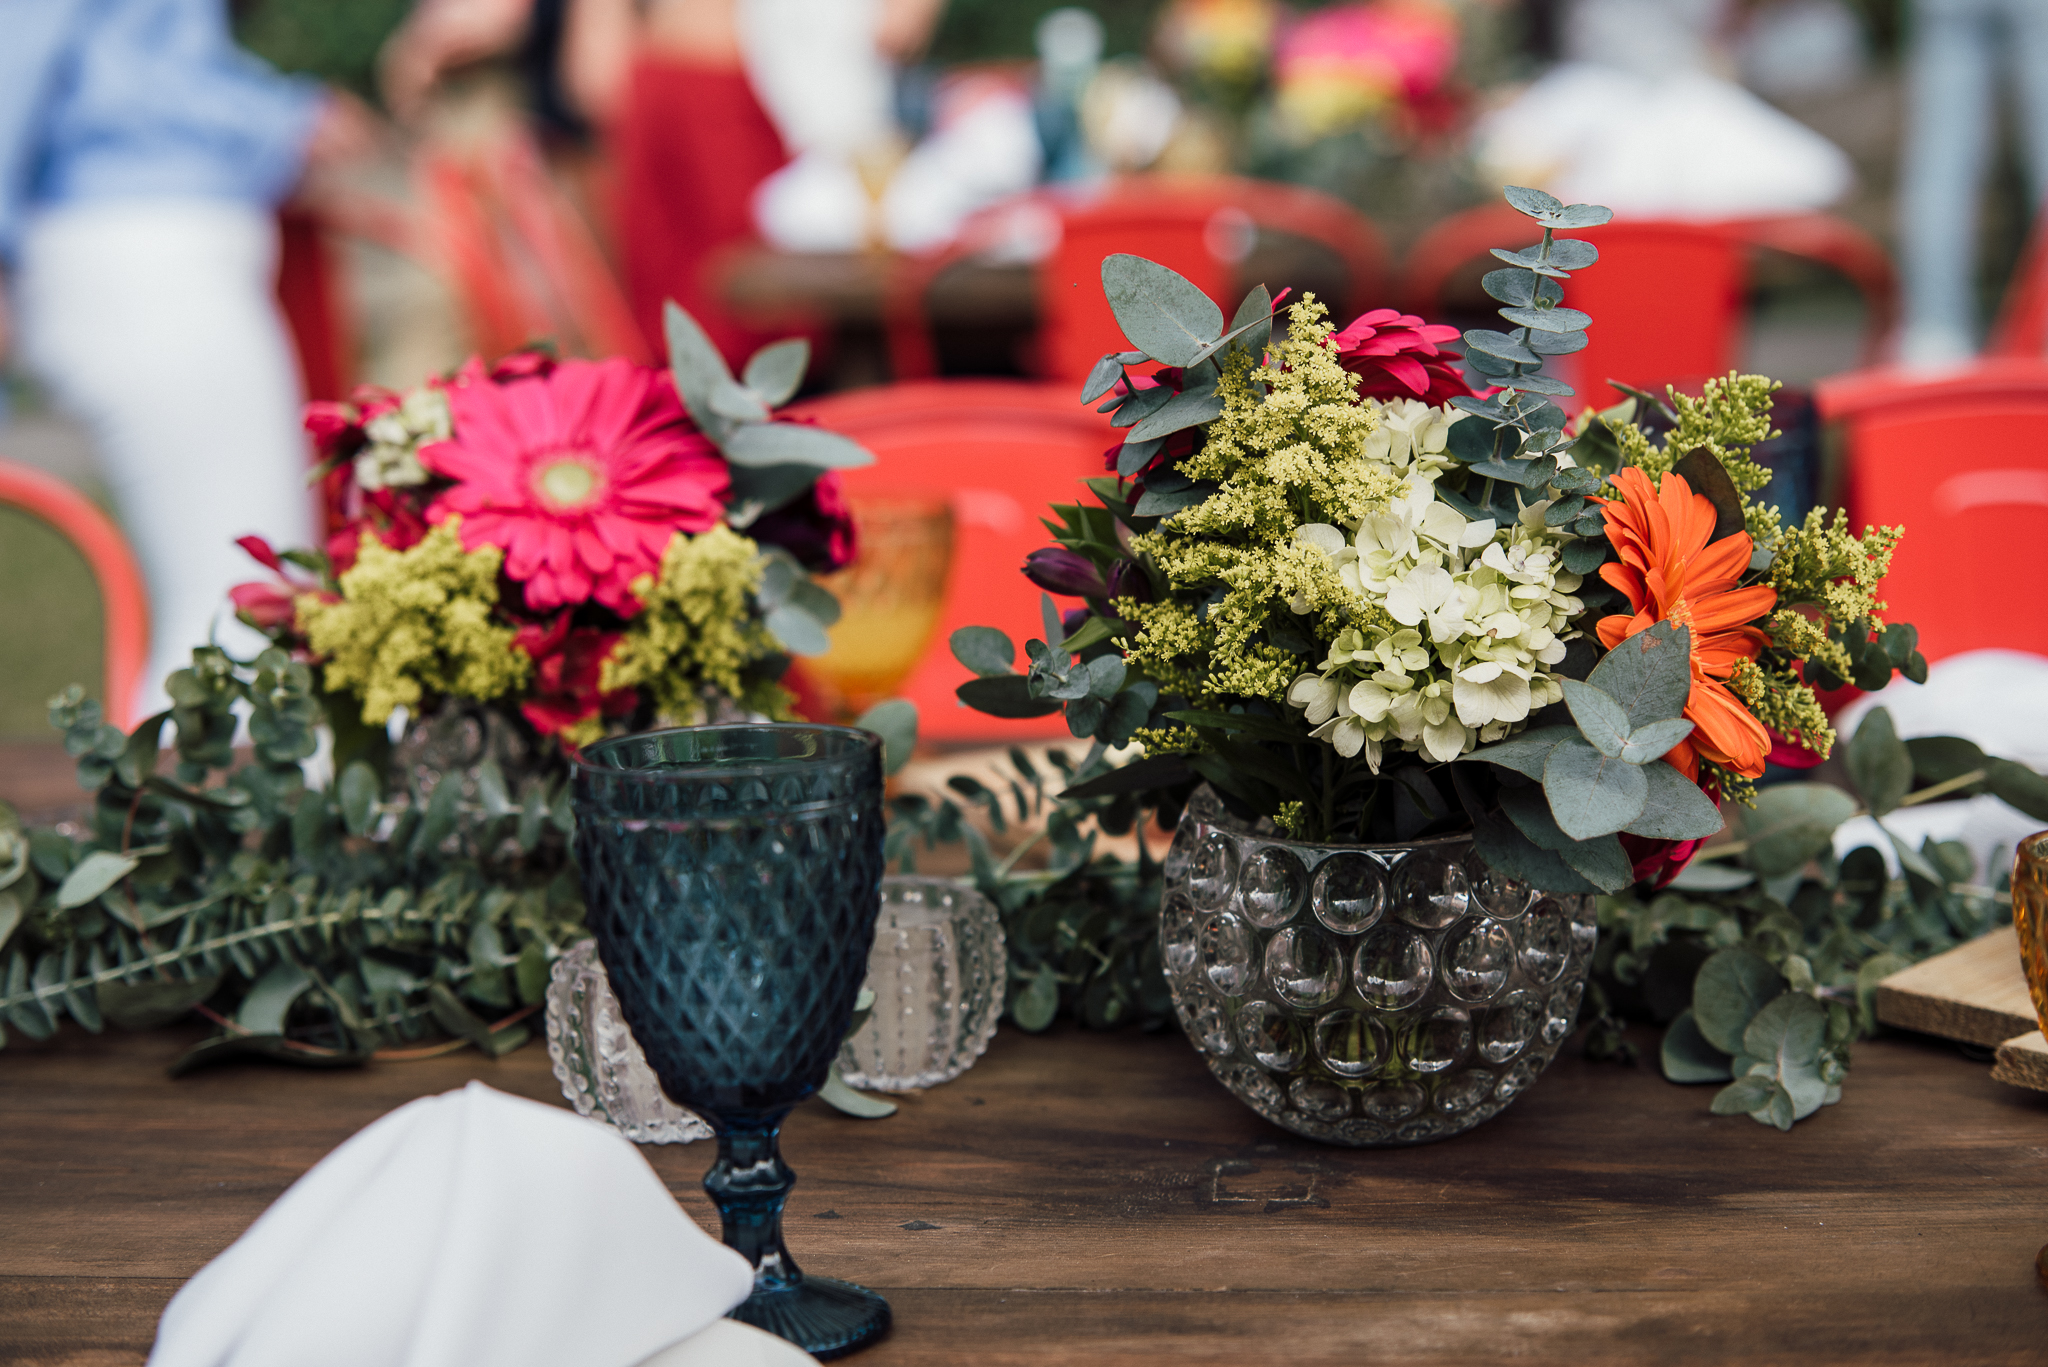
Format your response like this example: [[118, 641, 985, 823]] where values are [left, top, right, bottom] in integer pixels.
[[1876, 926, 2048, 1092]]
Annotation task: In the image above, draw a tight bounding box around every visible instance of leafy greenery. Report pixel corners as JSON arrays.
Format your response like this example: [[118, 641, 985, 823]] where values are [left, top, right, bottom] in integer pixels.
[[886, 744, 1174, 1034], [1, 658, 582, 1066], [1596, 706, 2043, 1128]]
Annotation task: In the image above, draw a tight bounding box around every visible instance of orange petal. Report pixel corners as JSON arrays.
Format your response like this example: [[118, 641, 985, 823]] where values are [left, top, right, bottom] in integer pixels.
[[1684, 583, 1778, 634]]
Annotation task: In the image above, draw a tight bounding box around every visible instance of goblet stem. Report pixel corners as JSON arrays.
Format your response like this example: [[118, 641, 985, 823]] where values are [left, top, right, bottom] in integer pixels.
[[704, 1120, 802, 1293]]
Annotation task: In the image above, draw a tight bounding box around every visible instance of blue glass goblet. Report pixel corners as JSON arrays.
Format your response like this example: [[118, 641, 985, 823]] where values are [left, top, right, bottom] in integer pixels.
[[572, 725, 890, 1360]]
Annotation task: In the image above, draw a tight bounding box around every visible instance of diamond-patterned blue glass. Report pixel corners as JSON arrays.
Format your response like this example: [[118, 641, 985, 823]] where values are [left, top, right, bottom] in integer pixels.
[[573, 725, 889, 1360]]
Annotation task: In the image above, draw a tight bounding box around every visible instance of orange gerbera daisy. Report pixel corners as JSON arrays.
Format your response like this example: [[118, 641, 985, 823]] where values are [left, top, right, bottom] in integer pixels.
[[1594, 467, 1778, 779]]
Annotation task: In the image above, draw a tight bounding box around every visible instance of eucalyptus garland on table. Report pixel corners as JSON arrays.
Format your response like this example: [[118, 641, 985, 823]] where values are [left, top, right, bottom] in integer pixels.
[[1599, 705, 2048, 1129]]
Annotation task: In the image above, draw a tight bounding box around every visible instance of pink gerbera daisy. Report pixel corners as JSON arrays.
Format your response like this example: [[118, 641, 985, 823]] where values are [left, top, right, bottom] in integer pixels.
[[1330, 308, 1475, 407], [420, 358, 730, 614]]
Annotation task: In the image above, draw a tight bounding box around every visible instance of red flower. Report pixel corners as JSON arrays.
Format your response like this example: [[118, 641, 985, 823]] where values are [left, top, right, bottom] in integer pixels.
[[512, 615, 638, 740], [421, 358, 730, 615], [1331, 308, 1474, 406], [748, 470, 859, 573], [1767, 731, 1826, 770], [228, 535, 333, 634]]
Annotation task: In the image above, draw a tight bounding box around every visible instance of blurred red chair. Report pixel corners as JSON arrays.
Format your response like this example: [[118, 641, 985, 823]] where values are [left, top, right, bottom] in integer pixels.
[[1404, 205, 1895, 410], [1986, 203, 2048, 358], [1815, 358, 2048, 664], [783, 380, 1116, 742], [885, 176, 1393, 387], [0, 459, 151, 730], [276, 207, 355, 402]]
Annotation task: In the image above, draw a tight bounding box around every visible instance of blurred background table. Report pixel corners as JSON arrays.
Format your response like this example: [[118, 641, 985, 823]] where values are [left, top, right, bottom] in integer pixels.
[[4, 1022, 2045, 1365]]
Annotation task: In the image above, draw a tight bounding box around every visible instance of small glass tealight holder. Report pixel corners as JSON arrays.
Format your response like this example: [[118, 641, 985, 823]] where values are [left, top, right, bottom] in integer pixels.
[[836, 875, 1006, 1091], [545, 939, 711, 1144]]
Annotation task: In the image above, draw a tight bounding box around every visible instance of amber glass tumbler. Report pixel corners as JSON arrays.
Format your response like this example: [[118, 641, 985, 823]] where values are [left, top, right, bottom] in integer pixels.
[[2015, 831, 2048, 1035]]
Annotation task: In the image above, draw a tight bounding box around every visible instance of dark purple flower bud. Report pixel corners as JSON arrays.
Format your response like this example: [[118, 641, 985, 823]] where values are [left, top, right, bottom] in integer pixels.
[[1106, 560, 1152, 604], [1023, 547, 1108, 598], [1062, 607, 1090, 637]]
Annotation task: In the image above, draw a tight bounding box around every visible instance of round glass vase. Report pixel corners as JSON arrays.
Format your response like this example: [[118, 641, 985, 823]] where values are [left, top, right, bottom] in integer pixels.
[[1160, 787, 1596, 1146]]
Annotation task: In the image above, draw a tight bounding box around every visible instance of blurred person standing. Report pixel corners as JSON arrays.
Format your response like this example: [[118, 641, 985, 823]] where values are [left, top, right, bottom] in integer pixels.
[[0, 0, 368, 716], [1896, 0, 2048, 364]]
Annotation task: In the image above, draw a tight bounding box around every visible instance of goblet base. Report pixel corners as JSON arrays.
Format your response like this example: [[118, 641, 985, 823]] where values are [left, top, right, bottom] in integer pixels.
[[730, 1274, 890, 1360]]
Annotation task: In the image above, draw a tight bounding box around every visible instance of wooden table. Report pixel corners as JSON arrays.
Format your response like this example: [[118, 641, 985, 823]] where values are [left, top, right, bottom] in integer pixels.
[[4, 1022, 2046, 1365]]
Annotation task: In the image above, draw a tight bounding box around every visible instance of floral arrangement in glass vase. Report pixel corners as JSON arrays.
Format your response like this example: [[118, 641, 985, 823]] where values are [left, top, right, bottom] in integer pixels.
[[235, 306, 867, 757], [956, 184, 1927, 905]]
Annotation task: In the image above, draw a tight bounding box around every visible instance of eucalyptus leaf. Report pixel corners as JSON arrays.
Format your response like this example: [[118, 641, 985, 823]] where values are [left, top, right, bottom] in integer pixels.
[[664, 300, 736, 432], [1498, 305, 1592, 333], [1115, 435, 1165, 477], [1482, 268, 1538, 307], [1669, 448, 1747, 543], [1502, 185, 1564, 217], [338, 762, 380, 838], [1988, 759, 2048, 823], [1624, 760, 1725, 841], [236, 962, 312, 1035], [1661, 1008, 1735, 1083], [1461, 725, 1577, 780], [1544, 736, 1649, 839], [741, 337, 810, 407], [1710, 1074, 1779, 1116], [1692, 947, 1785, 1054], [1132, 481, 1217, 516], [1845, 706, 1913, 816], [1489, 246, 1570, 279], [855, 699, 918, 776], [1100, 253, 1225, 366], [725, 422, 875, 471], [819, 1062, 898, 1118], [1740, 783, 1859, 878], [1621, 717, 1695, 767], [1558, 832, 1635, 892], [1499, 784, 1575, 851], [1742, 991, 1831, 1120], [765, 602, 833, 657], [1127, 387, 1225, 443], [1560, 679, 1630, 758], [1524, 329, 1590, 356], [1666, 860, 1755, 891], [1585, 621, 1691, 727], [957, 675, 1063, 719], [1545, 205, 1614, 230], [1080, 352, 1128, 405], [1905, 735, 1988, 786], [55, 850, 140, 910], [96, 974, 222, 1030], [1499, 372, 1574, 396], [1470, 812, 1599, 894], [950, 626, 1016, 677], [708, 378, 772, 423], [1463, 330, 1543, 366], [1012, 963, 1062, 1031], [788, 578, 842, 628]]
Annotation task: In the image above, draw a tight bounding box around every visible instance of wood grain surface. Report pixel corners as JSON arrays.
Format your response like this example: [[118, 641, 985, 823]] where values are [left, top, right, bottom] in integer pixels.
[[1876, 926, 2040, 1046], [1994, 1030, 2048, 1094], [4, 1020, 2047, 1365]]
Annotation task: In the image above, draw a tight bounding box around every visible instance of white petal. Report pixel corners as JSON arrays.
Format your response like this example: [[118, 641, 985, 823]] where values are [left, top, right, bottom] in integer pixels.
[[1421, 716, 1471, 763], [1458, 660, 1504, 683], [1349, 681, 1395, 722], [1295, 523, 1346, 555], [1331, 718, 1366, 758], [1384, 584, 1424, 626], [1459, 519, 1499, 548]]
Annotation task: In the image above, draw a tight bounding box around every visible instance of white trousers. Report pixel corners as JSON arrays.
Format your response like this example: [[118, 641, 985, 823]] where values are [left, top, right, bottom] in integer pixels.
[[17, 199, 317, 719]]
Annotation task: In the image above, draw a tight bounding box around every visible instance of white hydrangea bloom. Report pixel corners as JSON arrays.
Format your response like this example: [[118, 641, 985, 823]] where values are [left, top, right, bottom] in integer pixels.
[[354, 386, 452, 492], [1282, 399, 1587, 766]]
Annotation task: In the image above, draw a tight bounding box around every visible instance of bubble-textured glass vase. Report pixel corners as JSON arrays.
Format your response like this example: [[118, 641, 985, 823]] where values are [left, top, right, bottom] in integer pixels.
[[545, 940, 712, 1144], [837, 877, 1005, 1090], [1161, 787, 1595, 1147], [572, 725, 890, 1360]]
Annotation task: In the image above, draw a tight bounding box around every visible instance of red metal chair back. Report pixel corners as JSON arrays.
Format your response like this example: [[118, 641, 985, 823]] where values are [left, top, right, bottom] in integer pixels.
[[0, 459, 151, 730], [1404, 205, 1895, 410], [1986, 204, 2048, 358], [1815, 358, 2048, 663], [784, 381, 1116, 741], [886, 176, 1391, 386]]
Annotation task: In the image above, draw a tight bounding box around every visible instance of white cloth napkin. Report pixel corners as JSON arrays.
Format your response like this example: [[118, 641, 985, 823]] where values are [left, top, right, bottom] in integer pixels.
[[146, 1081, 815, 1367]]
